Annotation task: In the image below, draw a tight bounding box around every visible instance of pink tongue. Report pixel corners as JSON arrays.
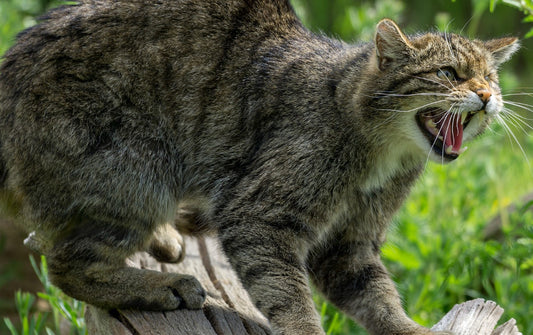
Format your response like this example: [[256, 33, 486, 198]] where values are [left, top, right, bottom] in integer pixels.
[[438, 114, 463, 153]]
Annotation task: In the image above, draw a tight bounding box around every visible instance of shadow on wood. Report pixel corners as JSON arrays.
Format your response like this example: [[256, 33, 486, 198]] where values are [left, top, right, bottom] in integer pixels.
[[86, 237, 522, 335], [86, 236, 271, 335]]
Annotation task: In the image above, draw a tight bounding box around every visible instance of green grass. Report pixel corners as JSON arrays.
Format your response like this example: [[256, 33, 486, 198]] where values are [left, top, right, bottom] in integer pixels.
[[319, 125, 533, 334], [1, 1, 532, 334], [3, 256, 86, 335], [0, 0, 67, 56]]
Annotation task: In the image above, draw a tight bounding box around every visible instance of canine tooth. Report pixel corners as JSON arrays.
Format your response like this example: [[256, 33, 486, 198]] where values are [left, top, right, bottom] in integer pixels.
[[426, 119, 437, 128], [438, 136, 444, 141], [445, 145, 454, 155], [461, 112, 467, 124], [459, 146, 468, 154]]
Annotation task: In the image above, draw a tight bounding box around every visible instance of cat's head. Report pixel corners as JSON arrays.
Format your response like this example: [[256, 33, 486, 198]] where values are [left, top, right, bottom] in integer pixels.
[[369, 19, 519, 163]]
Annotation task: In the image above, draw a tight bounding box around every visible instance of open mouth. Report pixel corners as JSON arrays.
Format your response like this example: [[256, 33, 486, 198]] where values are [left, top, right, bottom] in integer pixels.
[[415, 108, 476, 160]]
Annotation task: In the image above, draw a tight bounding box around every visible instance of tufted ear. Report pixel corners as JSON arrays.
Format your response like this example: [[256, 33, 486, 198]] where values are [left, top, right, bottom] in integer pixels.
[[484, 37, 520, 66], [375, 19, 414, 71]]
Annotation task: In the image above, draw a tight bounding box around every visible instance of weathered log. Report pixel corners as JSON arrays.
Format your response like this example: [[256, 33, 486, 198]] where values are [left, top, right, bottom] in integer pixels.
[[86, 237, 271, 335], [431, 299, 521, 335], [86, 237, 522, 334]]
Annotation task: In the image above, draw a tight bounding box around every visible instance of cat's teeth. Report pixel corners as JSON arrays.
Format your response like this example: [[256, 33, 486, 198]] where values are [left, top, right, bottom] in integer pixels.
[[461, 112, 467, 124], [438, 135, 444, 141], [445, 146, 468, 155], [425, 119, 438, 134]]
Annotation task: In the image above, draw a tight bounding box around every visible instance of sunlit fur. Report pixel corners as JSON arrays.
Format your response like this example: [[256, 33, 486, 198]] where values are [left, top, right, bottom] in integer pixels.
[[0, 1, 520, 334], [356, 26, 519, 188]]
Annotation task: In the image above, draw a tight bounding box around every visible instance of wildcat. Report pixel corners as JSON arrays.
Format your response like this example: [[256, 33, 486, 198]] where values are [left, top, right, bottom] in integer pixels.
[[0, 0, 519, 334]]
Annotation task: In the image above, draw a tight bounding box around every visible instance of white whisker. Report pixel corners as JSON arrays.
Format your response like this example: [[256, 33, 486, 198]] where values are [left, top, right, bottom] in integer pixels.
[[500, 110, 533, 133], [411, 75, 451, 90], [443, 26, 457, 61], [503, 100, 533, 114], [372, 92, 450, 98], [377, 99, 448, 113], [459, 16, 474, 36], [502, 107, 533, 122], [424, 105, 456, 168], [495, 114, 531, 167], [502, 92, 533, 97], [440, 69, 457, 90]]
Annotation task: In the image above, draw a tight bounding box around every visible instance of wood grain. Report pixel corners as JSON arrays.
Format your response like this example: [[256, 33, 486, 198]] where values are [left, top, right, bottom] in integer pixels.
[[86, 237, 522, 335]]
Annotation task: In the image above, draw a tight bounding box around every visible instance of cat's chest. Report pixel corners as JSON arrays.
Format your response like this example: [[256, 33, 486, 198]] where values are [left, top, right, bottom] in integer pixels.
[[324, 168, 420, 235], [360, 141, 423, 192]]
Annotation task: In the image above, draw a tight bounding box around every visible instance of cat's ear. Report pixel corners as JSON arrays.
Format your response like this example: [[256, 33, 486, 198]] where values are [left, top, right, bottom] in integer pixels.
[[484, 37, 520, 66], [375, 19, 414, 71]]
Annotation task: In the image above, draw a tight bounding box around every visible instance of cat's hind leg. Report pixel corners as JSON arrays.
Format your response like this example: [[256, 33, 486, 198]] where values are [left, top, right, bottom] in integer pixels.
[[46, 218, 206, 311], [147, 199, 215, 263], [147, 223, 186, 263]]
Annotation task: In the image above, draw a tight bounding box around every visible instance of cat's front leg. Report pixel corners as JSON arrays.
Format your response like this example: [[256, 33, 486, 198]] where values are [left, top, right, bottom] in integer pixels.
[[217, 215, 325, 335], [307, 231, 452, 335]]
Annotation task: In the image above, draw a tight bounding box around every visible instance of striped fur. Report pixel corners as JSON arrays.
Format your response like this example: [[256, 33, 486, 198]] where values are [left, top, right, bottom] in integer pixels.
[[0, 0, 518, 334]]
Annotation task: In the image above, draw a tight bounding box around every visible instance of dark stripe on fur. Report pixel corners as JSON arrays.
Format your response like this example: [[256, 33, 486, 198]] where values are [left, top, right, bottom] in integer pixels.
[[326, 264, 388, 306], [243, 259, 301, 287]]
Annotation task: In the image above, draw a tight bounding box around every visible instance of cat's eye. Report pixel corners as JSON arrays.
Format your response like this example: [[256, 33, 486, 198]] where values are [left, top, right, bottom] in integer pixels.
[[436, 68, 456, 81]]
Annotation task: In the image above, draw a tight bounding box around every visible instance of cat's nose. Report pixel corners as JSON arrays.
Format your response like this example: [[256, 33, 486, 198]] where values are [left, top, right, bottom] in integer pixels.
[[476, 88, 492, 106]]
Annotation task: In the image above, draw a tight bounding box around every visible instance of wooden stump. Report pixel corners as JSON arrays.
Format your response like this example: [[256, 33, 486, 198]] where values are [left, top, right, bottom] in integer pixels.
[[86, 237, 522, 335], [431, 299, 522, 335], [86, 236, 271, 335]]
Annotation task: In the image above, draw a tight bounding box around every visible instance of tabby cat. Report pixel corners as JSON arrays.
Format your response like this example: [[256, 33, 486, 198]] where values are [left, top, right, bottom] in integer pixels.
[[0, 0, 518, 334]]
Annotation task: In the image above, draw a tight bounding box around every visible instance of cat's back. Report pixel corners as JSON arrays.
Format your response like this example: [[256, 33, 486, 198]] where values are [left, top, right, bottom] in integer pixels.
[[0, 0, 239, 92], [0, 0, 305, 122], [0, 0, 316, 211], [0, 0, 270, 226], [0, 0, 300, 77]]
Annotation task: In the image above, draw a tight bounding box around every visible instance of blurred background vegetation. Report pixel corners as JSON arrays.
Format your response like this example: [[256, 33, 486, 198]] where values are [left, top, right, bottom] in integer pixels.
[[1, 0, 532, 334]]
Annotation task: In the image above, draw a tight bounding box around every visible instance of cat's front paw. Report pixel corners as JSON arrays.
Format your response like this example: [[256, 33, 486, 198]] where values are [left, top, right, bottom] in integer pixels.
[[169, 274, 206, 309], [148, 274, 206, 310]]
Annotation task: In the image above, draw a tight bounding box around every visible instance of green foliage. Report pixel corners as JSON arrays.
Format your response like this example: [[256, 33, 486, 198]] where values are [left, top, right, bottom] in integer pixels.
[[3, 292, 47, 335], [387, 131, 533, 333], [317, 128, 533, 334], [0, 0, 64, 55], [0, 237, 17, 297], [3, 256, 86, 335], [0, 0, 532, 334], [315, 295, 365, 334], [491, 0, 533, 37], [291, 0, 404, 41]]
